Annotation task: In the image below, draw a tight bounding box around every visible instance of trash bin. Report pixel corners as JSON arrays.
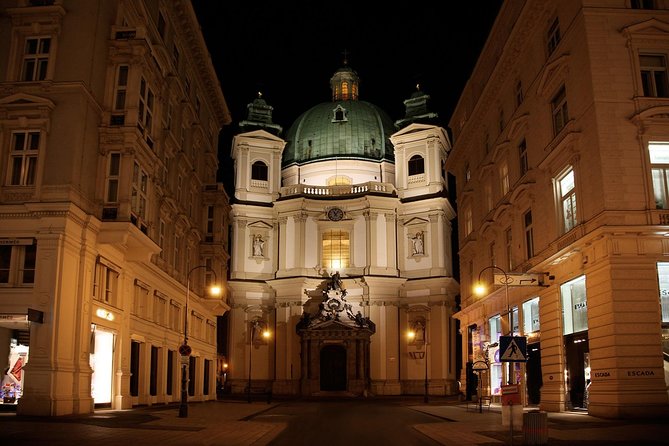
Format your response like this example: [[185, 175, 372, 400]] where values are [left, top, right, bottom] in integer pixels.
[[523, 410, 548, 445]]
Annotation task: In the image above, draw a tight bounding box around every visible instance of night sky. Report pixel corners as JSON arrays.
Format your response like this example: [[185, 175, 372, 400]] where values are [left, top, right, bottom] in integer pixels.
[[191, 1, 504, 189]]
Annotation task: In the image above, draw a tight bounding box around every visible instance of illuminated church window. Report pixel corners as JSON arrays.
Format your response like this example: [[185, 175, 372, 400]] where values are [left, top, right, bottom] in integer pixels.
[[341, 82, 349, 100], [322, 230, 350, 270], [327, 175, 352, 186]]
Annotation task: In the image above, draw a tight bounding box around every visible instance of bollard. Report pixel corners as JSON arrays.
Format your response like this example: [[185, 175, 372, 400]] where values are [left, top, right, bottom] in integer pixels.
[[523, 410, 548, 445]]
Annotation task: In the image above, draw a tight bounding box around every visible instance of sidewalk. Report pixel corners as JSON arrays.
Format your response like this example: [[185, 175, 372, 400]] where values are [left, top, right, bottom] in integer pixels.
[[411, 402, 669, 445]]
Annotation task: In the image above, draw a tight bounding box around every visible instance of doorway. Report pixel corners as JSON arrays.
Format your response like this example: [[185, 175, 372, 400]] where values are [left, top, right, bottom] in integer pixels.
[[90, 326, 114, 406], [564, 331, 589, 410], [320, 345, 347, 391], [526, 342, 542, 405]]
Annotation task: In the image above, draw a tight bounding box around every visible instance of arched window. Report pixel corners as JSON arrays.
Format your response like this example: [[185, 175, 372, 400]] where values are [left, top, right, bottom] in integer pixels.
[[341, 82, 349, 100], [251, 161, 268, 181], [408, 155, 425, 176]]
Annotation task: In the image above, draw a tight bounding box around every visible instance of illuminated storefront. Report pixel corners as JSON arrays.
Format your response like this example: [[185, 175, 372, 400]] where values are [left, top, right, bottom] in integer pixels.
[[0, 314, 30, 406]]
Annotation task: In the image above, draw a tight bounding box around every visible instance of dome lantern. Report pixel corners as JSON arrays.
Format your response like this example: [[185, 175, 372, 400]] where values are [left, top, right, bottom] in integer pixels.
[[330, 57, 359, 101]]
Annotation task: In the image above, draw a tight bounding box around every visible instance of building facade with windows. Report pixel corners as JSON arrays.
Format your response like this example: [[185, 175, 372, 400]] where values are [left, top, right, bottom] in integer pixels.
[[225, 67, 460, 398], [448, 0, 669, 418], [0, 0, 230, 416]]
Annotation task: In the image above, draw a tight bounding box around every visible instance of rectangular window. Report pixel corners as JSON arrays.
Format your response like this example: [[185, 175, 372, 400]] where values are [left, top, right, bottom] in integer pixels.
[[464, 207, 473, 236], [489, 242, 496, 267], [519, 139, 528, 176], [632, 0, 656, 9], [173, 235, 180, 272], [205, 258, 213, 288], [524, 209, 534, 259], [558, 167, 577, 233], [21, 37, 51, 81], [485, 182, 493, 213], [154, 294, 166, 326], [157, 12, 166, 39], [561, 275, 587, 335], [159, 220, 166, 258], [656, 262, 669, 324], [114, 65, 129, 110], [170, 300, 180, 331], [133, 282, 149, 318], [105, 153, 121, 203], [131, 161, 148, 223], [640, 54, 669, 98], [172, 44, 180, 69], [322, 230, 350, 270], [552, 87, 569, 134], [500, 161, 509, 196], [138, 77, 155, 146], [94, 261, 119, 307], [547, 18, 561, 55], [515, 79, 523, 107], [0, 242, 36, 285], [206, 206, 214, 237], [9, 131, 40, 186], [0, 246, 10, 283], [650, 142, 669, 208], [522, 297, 540, 334], [506, 227, 514, 271]]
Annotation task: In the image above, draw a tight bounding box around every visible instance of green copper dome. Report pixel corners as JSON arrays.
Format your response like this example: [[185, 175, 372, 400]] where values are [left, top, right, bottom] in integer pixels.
[[282, 100, 396, 166]]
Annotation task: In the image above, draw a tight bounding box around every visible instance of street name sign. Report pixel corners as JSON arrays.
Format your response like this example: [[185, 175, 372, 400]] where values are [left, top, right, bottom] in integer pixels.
[[493, 273, 543, 286]]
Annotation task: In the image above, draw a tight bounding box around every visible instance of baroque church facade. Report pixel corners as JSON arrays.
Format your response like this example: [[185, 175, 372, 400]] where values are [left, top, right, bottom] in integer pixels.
[[226, 66, 460, 397]]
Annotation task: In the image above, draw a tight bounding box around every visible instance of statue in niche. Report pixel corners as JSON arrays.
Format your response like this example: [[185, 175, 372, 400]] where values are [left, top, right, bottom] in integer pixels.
[[253, 234, 265, 257], [410, 231, 424, 255]]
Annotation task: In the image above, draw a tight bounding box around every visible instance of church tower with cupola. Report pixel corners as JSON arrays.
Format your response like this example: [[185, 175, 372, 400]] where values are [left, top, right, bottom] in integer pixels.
[[226, 64, 459, 400]]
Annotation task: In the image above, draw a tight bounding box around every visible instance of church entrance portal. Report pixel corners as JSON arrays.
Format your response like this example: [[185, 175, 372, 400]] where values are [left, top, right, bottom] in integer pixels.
[[320, 345, 347, 391], [296, 273, 376, 396]]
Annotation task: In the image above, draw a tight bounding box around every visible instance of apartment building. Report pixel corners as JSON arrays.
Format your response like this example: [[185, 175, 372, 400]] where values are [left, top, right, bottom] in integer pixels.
[[0, 0, 230, 416], [448, 0, 669, 418]]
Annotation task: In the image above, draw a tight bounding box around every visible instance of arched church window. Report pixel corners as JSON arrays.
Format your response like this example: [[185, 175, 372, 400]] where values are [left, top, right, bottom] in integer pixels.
[[327, 175, 352, 186], [341, 82, 349, 100], [251, 160, 268, 181], [322, 230, 350, 270], [408, 155, 425, 176]]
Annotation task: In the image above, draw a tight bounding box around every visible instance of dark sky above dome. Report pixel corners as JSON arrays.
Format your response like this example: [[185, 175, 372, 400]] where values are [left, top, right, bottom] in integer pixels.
[[191, 1, 504, 188]]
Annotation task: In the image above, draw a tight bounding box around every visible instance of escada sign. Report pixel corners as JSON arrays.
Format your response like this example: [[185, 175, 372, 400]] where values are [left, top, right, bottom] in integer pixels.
[[626, 370, 654, 377]]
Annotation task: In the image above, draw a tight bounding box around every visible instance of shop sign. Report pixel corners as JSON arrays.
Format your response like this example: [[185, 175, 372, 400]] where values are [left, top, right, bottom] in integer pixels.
[[592, 370, 615, 380], [624, 369, 655, 377], [0, 238, 33, 245], [0, 314, 28, 322]]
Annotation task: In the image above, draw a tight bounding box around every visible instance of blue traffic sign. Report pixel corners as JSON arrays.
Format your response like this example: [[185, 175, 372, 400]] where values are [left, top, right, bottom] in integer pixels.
[[499, 336, 527, 362]]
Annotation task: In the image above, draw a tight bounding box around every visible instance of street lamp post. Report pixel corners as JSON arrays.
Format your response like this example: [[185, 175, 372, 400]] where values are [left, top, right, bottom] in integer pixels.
[[474, 265, 512, 385], [247, 318, 270, 403], [178, 265, 221, 418]]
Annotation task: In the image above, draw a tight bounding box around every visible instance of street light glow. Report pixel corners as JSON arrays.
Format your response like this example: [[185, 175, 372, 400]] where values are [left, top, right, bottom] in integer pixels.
[[209, 284, 222, 297], [407, 330, 416, 340], [473, 282, 487, 296]]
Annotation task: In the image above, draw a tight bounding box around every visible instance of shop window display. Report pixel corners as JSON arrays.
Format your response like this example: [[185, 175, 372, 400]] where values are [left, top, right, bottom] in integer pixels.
[[2, 341, 28, 405]]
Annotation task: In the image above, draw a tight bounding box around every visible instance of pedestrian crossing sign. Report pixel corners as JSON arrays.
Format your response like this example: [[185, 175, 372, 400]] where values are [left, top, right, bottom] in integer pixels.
[[499, 336, 527, 362]]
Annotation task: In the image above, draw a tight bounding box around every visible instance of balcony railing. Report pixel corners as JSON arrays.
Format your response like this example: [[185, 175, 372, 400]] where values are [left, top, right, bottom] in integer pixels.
[[280, 181, 396, 198]]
